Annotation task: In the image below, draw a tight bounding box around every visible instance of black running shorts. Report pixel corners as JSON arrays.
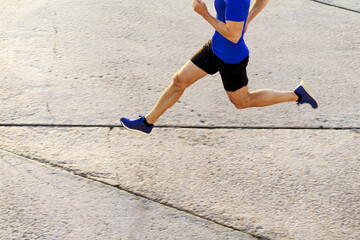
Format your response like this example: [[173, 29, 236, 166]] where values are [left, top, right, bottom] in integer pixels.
[[190, 40, 249, 92]]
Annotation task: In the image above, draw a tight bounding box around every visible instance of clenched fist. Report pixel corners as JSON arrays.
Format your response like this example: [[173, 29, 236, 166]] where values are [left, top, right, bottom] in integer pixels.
[[192, 0, 209, 18]]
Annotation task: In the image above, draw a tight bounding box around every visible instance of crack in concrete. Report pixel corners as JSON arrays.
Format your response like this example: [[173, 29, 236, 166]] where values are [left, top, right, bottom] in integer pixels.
[[0, 148, 102, 180], [0, 123, 358, 131], [0, 147, 271, 240], [310, 0, 360, 14]]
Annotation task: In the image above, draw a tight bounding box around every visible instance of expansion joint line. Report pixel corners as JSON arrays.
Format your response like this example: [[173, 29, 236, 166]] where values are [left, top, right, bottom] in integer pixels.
[[310, 0, 360, 14], [0, 123, 358, 131], [0, 147, 271, 240]]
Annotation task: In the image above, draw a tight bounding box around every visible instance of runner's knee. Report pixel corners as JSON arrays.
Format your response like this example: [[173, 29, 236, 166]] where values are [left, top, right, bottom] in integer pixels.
[[172, 72, 187, 91], [230, 97, 251, 109], [234, 102, 248, 109]]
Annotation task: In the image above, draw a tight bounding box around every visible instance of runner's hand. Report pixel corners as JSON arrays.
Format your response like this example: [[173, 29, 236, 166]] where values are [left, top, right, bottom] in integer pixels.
[[192, 0, 209, 18]]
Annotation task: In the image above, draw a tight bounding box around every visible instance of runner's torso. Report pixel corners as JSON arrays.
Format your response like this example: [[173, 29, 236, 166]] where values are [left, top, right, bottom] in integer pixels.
[[212, 0, 250, 64]]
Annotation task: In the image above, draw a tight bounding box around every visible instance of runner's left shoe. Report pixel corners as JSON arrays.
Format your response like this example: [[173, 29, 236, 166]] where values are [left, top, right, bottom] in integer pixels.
[[294, 81, 319, 109], [120, 116, 153, 135]]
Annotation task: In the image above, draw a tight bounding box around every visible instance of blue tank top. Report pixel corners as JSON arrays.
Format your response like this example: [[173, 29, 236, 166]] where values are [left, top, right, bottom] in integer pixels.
[[212, 0, 250, 64]]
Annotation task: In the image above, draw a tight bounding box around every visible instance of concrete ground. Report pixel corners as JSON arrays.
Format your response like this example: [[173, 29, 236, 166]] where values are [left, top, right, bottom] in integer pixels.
[[0, 150, 256, 240], [0, 0, 359, 239]]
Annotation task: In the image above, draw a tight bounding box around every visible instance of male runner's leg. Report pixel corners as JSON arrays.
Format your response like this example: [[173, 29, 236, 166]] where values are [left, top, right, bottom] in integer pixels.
[[226, 82, 319, 109], [120, 60, 207, 135], [226, 85, 298, 109], [146, 60, 207, 124]]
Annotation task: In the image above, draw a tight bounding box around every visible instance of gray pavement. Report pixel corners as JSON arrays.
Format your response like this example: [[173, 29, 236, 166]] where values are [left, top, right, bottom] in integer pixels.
[[0, 150, 256, 240], [0, 126, 359, 239], [1, 0, 359, 239], [1, 0, 359, 128]]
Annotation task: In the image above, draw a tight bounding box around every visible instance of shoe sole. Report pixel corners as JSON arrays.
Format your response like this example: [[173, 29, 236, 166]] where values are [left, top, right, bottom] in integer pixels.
[[120, 119, 150, 137], [300, 81, 319, 109]]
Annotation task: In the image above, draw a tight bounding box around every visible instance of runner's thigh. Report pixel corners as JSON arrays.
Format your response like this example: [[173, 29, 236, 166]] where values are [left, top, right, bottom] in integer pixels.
[[175, 60, 207, 88]]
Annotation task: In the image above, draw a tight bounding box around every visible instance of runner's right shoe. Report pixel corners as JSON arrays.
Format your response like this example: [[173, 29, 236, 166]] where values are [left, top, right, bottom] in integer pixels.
[[120, 116, 153, 135], [294, 81, 319, 109]]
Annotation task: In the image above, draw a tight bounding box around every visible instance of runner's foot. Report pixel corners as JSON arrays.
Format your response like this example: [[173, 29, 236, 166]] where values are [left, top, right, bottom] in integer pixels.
[[120, 116, 153, 135], [294, 81, 319, 109]]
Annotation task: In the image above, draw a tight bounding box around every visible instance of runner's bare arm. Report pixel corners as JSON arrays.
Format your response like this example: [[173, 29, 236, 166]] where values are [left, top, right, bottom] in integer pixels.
[[245, 0, 270, 32], [192, 0, 244, 44]]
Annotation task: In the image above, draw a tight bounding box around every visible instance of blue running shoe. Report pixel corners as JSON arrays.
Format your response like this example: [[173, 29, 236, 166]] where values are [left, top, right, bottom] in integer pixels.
[[120, 116, 153, 135], [294, 81, 319, 109]]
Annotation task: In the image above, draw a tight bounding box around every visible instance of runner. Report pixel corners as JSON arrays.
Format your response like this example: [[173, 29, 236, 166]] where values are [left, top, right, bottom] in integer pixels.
[[121, 0, 318, 135]]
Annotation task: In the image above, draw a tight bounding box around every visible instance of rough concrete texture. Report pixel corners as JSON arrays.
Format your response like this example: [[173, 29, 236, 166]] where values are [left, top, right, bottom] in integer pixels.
[[1, 0, 359, 127], [1, 0, 359, 240], [0, 150, 256, 240], [0, 127, 359, 239]]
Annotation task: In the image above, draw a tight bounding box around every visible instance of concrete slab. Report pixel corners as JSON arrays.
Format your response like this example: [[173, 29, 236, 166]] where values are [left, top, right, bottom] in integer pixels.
[[0, 150, 257, 240], [0, 127, 359, 239], [1, 0, 359, 127], [1, 0, 359, 240]]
